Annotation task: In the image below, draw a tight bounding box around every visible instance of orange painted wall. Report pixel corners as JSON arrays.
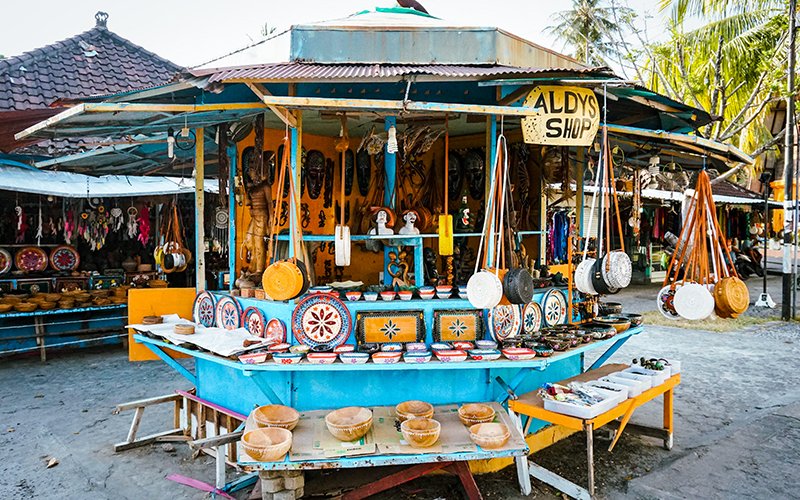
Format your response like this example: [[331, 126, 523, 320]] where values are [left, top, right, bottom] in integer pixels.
[[128, 287, 195, 361]]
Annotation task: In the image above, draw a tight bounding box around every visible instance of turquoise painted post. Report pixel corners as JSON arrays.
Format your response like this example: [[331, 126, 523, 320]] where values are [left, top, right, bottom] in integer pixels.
[[486, 116, 498, 266], [289, 126, 299, 257], [383, 116, 397, 287], [227, 145, 237, 291]]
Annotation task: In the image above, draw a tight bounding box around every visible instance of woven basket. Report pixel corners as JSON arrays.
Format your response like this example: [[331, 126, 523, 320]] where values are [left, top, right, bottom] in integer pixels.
[[174, 324, 195, 335], [44, 293, 62, 302], [14, 302, 37, 313], [0, 304, 13, 313], [714, 277, 749, 317], [39, 301, 57, 310], [142, 315, 163, 325]]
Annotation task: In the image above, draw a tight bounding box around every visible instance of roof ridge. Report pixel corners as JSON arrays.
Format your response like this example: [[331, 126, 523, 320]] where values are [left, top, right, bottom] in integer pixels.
[[0, 25, 182, 75]]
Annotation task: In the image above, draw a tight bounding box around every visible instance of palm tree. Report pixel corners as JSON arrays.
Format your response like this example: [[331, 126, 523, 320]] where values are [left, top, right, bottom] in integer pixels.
[[547, 0, 629, 66]]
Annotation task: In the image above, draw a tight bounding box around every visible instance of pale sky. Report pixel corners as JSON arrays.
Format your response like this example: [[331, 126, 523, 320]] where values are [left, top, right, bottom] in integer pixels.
[[1, 0, 670, 70]]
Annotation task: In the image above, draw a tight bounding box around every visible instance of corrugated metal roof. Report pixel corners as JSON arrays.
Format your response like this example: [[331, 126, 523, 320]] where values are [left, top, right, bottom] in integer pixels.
[[204, 62, 612, 83]]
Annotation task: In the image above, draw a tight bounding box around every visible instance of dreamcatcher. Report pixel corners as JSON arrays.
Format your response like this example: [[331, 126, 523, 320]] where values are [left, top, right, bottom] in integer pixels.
[[212, 207, 229, 255]]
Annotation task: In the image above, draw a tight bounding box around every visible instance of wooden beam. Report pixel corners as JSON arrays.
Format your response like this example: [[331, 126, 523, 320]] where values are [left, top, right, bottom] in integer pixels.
[[245, 82, 297, 128], [255, 95, 541, 117], [114, 393, 181, 413], [195, 128, 206, 292], [498, 85, 535, 106]]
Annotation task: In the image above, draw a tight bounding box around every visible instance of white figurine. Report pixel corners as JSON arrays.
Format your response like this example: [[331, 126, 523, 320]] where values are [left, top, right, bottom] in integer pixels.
[[399, 210, 420, 236], [366, 208, 395, 252]]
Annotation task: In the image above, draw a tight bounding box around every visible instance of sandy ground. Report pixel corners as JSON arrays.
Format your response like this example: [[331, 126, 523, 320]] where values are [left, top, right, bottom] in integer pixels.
[[1, 276, 798, 499]]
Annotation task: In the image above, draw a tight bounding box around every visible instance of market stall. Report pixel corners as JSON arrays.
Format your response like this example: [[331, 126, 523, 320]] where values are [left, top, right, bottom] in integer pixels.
[[14, 6, 753, 497], [0, 163, 219, 359]]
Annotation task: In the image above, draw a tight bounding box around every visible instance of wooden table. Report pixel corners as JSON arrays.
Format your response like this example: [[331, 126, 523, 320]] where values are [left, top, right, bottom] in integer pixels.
[[508, 363, 680, 499]]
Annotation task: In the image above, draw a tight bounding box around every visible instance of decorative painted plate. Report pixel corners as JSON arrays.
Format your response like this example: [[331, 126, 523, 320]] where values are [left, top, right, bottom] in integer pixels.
[[265, 318, 287, 345], [522, 302, 543, 334], [0, 248, 11, 275], [15, 247, 48, 272], [216, 296, 243, 330], [486, 304, 522, 341], [192, 291, 216, 327], [243, 306, 266, 337], [49, 245, 80, 271], [292, 294, 351, 349], [542, 289, 568, 327]]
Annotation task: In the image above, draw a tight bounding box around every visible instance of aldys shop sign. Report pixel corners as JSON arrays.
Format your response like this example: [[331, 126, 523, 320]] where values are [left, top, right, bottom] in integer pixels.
[[521, 86, 600, 146]]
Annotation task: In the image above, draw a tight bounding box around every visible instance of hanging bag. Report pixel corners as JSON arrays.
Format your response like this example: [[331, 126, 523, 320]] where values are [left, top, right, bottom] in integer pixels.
[[335, 116, 352, 266]]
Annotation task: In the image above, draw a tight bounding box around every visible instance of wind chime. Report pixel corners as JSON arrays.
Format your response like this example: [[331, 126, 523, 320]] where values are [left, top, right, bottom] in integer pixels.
[[656, 166, 749, 320]]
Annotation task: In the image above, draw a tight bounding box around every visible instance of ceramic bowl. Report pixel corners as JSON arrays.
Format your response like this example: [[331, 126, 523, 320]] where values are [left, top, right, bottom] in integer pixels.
[[372, 351, 402, 364], [594, 316, 631, 333], [469, 423, 510, 450], [542, 337, 569, 351], [307, 352, 338, 365], [380, 291, 396, 301], [458, 292, 469, 300], [398, 291, 414, 301], [435, 349, 468, 363], [272, 352, 303, 365], [401, 418, 441, 448], [363, 291, 379, 302], [309, 286, 333, 294], [501, 347, 537, 361], [238, 352, 270, 365], [468, 349, 502, 361], [475, 340, 498, 350], [618, 313, 643, 327], [598, 301, 624, 316], [403, 351, 432, 364], [242, 427, 293, 462], [532, 343, 554, 357], [325, 407, 373, 441], [418, 286, 435, 293], [289, 344, 311, 355], [381, 343, 403, 352], [435, 285, 453, 295], [452, 341, 474, 350], [268, 342, 291, 353], [405, 342, 427, 352], [500, 338, 524, 349], [436, 291, 452, 300], [458, 403, 496, 426], [357, 343, 380, 354], [418, 291, 436, 300], [345, 291, 362, 301], [253, 404, 300, 430], [339, 352, 370, 364], [430, 342, 452, 352], [395, 400, 435, 422], [333, 344, 355, 354]]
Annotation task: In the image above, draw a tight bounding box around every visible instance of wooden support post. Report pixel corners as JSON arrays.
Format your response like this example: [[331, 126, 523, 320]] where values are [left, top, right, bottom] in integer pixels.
[[126, 407, 144, 444], [34, 316, 46, 362], [585, 423, 594, 496], [664, 388, 674, 449], [343, 462, 450, 500], [195, 127, 206, 292], [227, 144, 237, 291], [383, 116, 397, 287], [448, 461, 483, 500]]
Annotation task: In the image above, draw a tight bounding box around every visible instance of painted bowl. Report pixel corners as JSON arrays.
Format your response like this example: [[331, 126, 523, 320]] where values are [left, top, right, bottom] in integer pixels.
[[541, 337, 569, 351], [435, 349, 468, 363], [532, 343, 554, 357], [468, 349, 502, 361], [272, 352, 303, 365], [357, 343, 380, 354], [458, 292, 469, 300], [398, 291, 414, 301], [253, 405, 300, 431], [401, 417, 441, 448], [418, 291, 436, 300], [458, 403, 496, 426], [395, 400, 435, 422], [242, 427, 293, 462], [436, 291, 452, 300], [345, 291, 362, 301], [381, 343, 403, 352], [339, 352, 370, 364], [452, 341, 474, 350], [598, 301, 624, 316], [405, 342, 428, 352], [307, 352, 338, 365], [325, 407, 373, 441], [333, 344, 355, 354], [403, 351, 432, 364], [435, 285, 453, 294], [380, 291, 396, 301], [501, 347, 537, 361], [618, 313, 643, 327], [475, 340, 498, 350], [309, 286, 333, 294], [268, 343, 291, 353], [594, 316, 631, 333], [238, 352, 270, 365], [430, 342, 452, 352], [469, 423, 510, 450], [418, 286, 435, 293], [500, 338, 524, 349], [372, 351, 402, 364], [363, 291, 379, 302], [289, 344, 311, 355]]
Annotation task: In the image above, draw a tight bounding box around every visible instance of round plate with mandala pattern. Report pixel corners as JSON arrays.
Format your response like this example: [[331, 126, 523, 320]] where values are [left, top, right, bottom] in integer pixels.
[[522, 302, 543, 334], [50, 245, 80, 271], [243, 307, 266, 337], [292, 294, 351, 349], [15, 247, 48, 272], [542, 289, 568, 327], [0, 248, 11, 275], [486, 304, 522, 341], [192, 292, 216, 327], [216, 296, 243, 330]]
